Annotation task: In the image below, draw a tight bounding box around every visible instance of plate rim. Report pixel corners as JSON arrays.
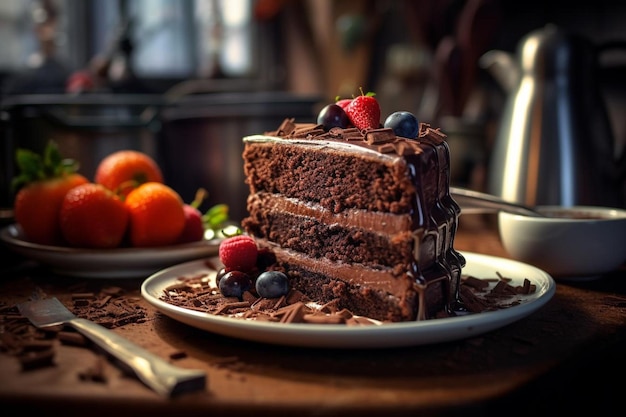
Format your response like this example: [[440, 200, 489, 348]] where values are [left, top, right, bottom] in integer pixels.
[[141, 252, 556, 348], [0, 223, 220, 254], [0, 223, 221, 278]]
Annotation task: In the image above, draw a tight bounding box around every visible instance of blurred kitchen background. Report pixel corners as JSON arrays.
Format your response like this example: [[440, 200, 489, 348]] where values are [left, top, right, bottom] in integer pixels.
[[1, 0, 626, 223]]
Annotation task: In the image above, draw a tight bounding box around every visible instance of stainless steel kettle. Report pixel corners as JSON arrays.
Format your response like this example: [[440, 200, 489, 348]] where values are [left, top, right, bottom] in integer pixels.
[[481, 25, 626, 208]]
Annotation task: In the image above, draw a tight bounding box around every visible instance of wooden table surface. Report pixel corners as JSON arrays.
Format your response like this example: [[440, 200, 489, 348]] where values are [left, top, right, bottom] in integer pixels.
[[1, 213, 624, 417]]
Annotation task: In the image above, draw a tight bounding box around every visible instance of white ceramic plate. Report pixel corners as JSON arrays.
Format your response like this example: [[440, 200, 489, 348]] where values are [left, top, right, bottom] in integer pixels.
[[0, 224, 221, 279], [141, 252, 556, 348]]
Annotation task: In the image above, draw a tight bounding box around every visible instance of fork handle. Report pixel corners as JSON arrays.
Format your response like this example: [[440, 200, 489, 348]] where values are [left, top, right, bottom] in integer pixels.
[[69, 318, 206, 396]]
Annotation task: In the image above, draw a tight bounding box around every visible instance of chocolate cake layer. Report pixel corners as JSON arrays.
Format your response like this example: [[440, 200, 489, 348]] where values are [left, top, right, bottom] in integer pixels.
[[244, 193, 415, 269], [242, 138, 418, 215]]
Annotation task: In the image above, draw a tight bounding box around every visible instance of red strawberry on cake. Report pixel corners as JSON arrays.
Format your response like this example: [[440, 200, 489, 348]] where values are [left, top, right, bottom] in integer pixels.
[[344, 89, 381, 130]]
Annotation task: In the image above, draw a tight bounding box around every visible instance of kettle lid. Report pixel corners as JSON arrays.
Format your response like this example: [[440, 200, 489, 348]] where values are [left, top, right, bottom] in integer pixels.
[[517, 24, 596, 76]]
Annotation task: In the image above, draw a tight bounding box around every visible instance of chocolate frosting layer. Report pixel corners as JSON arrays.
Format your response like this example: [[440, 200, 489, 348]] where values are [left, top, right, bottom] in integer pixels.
[[248, 193, 414, 234]]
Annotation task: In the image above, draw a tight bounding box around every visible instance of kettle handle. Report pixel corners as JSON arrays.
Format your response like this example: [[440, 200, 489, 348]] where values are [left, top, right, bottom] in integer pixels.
[[478, 50, 519, 93]]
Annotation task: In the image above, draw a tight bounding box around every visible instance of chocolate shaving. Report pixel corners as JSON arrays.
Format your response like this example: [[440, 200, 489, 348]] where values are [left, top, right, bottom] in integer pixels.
[[94, 295, 112, 308], [326, 126, 362, 140], [72, 292, 96, 300], [241, 291, 256, 302], [101, 286, 124, 296], [377, 143, 397, 154], [78, 356, 107, 383], [342, 129, 366, 141], [303, 313, 346, 324], [492, 280, 516, 295], [272, 295, 287, 309], [420, 124, 447, 144], [113, 313, 146, 327], [274, 118, 296, 136], [395, 140, 422, 156], [318, 299, 340, 314], [305, 129, 326, 139], [20, 340, 54, 351], [169, 350, 188, 360], [365, 128, 396, 145], [214, 301, 251, 315], [18, 349, 55, 371], [276, 302, 307, 323], [58, 331, 88, 346], [462, 275, 490, 290]]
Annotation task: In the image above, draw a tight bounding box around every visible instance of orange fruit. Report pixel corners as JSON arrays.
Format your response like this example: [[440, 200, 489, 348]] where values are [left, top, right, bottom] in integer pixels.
[[95, 150, 163, 196], [59, 183, 129, 248], [125, 182, 186, 247]]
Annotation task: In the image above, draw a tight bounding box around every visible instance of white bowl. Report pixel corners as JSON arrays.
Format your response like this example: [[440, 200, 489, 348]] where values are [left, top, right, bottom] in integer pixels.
[[498, 206, 626, 279]]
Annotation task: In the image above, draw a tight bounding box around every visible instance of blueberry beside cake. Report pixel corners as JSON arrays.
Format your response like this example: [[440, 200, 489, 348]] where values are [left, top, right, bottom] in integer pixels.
[[241, 113, 466, 322]]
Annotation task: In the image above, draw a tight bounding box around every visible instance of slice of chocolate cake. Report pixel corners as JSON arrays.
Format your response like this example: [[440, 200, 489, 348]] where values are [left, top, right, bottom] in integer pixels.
[[241, 119, 465, 322]]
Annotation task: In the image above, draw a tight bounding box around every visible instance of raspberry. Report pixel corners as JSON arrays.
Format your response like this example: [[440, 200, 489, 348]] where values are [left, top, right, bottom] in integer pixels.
[[218, 235, 258, 272]]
